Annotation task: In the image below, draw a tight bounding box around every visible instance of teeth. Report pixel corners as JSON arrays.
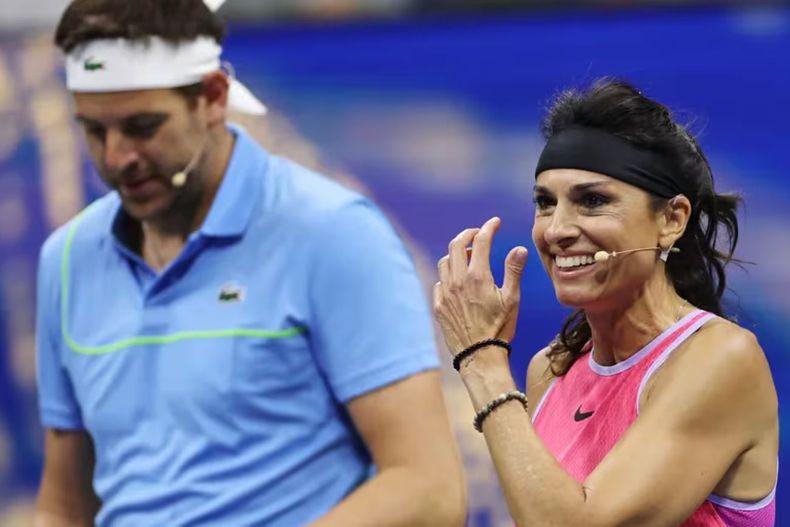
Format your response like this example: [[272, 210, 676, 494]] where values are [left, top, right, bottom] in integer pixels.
[[555, 255, 595, 269]]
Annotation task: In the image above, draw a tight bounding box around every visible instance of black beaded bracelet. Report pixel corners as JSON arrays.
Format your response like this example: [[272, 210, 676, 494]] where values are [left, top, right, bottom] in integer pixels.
[[452, 338, 511, 371], [473, 390, 529, 432]]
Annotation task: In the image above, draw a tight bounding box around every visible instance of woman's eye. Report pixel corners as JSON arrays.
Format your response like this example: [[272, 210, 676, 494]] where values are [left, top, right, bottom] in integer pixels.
[[533, 195, 555, 210], [580, 193, 609, 208]]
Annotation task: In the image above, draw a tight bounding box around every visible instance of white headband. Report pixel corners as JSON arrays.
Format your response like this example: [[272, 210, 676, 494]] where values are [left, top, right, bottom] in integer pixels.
[[63, 0, 266, 115]]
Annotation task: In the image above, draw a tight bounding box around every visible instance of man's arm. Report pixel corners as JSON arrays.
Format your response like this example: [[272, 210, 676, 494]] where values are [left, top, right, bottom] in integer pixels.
[[35, 235, 98, 526], [310, 370, 466, 527], [35, 429, 100, 527]]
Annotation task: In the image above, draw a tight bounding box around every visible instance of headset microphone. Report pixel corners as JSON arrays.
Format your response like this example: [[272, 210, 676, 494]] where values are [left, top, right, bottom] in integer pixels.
[[171, 140, 206, 188], [171, 171, 188, 188], [594, 246, 679, 262]]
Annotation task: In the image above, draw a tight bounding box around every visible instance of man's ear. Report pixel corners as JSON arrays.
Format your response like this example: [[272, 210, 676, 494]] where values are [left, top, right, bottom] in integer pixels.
[[201, 71, 229, 126], [658, 194, 692, 250]]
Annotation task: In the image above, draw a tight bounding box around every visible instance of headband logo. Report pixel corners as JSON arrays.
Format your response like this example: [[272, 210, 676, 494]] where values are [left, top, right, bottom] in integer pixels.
[[65, 36, 266, 114], [83, 57, 105, 72]]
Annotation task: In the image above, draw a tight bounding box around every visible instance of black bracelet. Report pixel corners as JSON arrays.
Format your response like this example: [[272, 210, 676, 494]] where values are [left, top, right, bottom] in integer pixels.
[[452, 338, 511, 371], [473, 390, 528, 432]]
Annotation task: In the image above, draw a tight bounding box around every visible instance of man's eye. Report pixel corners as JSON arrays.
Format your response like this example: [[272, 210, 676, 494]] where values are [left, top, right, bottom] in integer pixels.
[[122, 123, 160, 139], [84, 125, 106, 141]]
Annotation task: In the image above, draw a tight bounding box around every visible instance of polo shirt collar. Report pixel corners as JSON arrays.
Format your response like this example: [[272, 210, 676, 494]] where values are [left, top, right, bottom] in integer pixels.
[[109, 124, 266, 243], [199, 124, 265, 238]]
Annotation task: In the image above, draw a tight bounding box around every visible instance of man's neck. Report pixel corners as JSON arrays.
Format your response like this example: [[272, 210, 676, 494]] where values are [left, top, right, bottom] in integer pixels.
[[141, 126, 235, 271]]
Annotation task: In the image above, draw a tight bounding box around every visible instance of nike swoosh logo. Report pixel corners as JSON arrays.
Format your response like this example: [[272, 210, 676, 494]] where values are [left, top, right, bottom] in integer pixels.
[[574, 405, 594, 422]]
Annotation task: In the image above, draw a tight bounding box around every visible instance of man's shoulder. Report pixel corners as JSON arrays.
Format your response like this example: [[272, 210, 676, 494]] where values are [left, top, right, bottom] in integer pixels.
[[265, 155, 369, 215], [253, 155, 397, 245], [39, 193, 119, 269]]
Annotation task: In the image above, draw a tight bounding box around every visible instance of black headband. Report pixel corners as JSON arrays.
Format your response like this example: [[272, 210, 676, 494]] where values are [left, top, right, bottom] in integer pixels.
[[535, 127, 688, 199]]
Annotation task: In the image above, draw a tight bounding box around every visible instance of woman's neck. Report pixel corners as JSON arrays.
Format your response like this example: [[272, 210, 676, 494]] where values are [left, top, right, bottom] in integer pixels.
[[585, 276, 686, 366]]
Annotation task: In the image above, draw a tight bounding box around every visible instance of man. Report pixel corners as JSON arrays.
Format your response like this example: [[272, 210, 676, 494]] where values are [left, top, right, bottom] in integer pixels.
[[34, 1, 465, 525]]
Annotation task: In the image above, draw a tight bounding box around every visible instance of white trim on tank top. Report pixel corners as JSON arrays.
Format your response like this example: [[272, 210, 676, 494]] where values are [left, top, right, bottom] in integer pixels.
[[630, 310, 778, 512], [709, 478, 777, 511], [530, 378, 557, 423], [635, 310, 716, 415], [532, 310, 707, 422], [588, 309, 708, 376], [531, 309, 776, 513]]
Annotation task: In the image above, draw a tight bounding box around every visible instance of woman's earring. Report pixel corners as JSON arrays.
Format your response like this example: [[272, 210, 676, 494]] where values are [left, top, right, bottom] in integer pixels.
[[660, 245, 679, 262]]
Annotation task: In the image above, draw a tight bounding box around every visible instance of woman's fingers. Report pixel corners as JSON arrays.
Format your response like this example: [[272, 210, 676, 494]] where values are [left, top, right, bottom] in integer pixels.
[[432, 281, 443, 314], [437, 255, 450, 284], [469, 217, 500, 276], [502, 245, 529, 304], [434, 222, 525, 351], [448, 228, 479, 283]]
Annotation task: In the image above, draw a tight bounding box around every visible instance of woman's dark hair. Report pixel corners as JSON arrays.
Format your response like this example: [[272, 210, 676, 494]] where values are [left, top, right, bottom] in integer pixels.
[[54, 0, 225, 53], [542, 79, 741, 376]]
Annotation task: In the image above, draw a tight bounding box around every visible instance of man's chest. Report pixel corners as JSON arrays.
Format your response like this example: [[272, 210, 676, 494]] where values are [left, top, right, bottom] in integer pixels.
[[61, 243, 316, 435]]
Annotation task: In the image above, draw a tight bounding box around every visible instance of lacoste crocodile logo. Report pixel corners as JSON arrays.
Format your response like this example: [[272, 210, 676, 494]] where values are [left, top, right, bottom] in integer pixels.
[[83, 57, 105, 71], [218, 284, 245, 303]]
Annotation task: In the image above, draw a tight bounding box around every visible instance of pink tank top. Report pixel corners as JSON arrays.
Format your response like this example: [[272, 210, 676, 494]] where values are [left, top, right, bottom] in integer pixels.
[[532, 309, 776, 526]]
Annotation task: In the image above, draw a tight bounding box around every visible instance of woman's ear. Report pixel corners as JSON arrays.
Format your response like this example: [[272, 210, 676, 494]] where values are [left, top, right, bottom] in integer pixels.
[[658, 194, 692, 250]]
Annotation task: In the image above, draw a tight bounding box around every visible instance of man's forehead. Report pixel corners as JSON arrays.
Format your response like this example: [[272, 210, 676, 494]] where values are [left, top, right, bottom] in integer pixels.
[[72, 89, 179, 120], [75, 110, 168, 126]]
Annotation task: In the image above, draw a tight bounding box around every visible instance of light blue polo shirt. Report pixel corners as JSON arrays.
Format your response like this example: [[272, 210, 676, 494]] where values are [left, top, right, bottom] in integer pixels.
[[36, 125, 439, 526]]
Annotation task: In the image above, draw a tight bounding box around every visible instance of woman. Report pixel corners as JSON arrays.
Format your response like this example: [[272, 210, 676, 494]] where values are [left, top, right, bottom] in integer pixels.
[[433, 80, 778, 526]]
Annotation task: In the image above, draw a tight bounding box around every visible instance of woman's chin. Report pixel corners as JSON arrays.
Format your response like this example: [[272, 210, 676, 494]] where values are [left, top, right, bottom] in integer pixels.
[[553, 287, 599, 310]]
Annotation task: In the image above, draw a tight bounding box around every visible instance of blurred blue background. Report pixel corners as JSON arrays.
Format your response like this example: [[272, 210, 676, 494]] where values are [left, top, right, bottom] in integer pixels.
[[0, 3, 788, 525]]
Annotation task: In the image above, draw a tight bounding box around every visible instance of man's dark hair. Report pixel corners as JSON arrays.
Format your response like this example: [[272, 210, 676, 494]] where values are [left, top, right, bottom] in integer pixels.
[[542, 79, 741, 376], [54, 0, 225, 53], [55, 0, 225, 100]]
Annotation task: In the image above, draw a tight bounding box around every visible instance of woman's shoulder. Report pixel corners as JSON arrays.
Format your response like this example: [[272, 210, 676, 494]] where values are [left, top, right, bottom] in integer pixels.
[[693, 315, 766, 369], [526, 346, 557, 416], [648, 313, 775, 419], [641, 313, 777, 482], [527, 345, 557, 379]]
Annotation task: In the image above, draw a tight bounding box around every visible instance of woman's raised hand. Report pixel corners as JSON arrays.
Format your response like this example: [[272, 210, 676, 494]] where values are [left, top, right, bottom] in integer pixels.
[[433, 217, 528, 358]]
